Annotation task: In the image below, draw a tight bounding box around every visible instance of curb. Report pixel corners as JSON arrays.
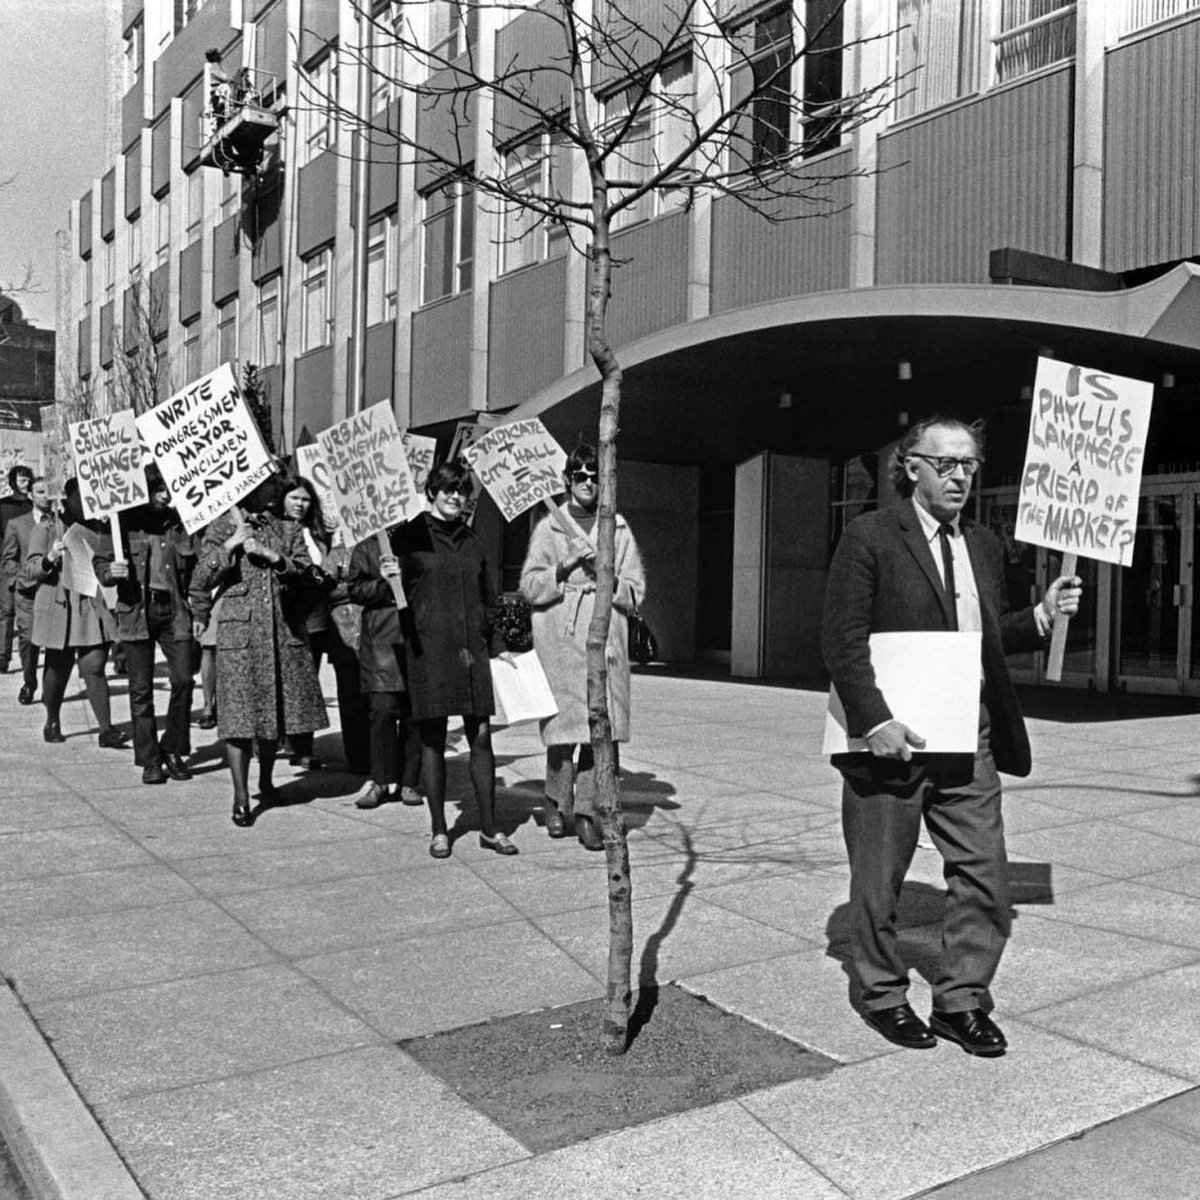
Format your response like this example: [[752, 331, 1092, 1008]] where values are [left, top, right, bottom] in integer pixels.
[[0, 984, 145, 1200]]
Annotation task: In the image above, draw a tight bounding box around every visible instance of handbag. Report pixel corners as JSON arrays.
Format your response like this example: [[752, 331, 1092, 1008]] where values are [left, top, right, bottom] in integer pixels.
[[627, 599, 658, 665]]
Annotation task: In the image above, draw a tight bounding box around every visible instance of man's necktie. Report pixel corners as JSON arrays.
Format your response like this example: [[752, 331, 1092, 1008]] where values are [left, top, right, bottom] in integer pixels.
[[938, 523, 958, 631]]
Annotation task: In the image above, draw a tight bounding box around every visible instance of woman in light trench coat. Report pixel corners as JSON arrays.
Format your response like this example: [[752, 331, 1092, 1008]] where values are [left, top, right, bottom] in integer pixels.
[[520, 444, 646, 850]]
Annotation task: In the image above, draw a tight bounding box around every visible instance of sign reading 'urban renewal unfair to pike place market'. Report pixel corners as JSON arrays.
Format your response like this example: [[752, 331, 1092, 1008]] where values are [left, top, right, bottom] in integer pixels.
[[316, 401, 423, 545], [69, 409, 147, 520], [136, 363, 275, 535], [1014, 357, 1153, 568], [462, 418, 567, 522]]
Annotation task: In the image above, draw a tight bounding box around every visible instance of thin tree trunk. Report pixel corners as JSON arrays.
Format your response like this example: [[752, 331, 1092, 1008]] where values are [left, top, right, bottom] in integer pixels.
[[585, 209, 633, 1055]]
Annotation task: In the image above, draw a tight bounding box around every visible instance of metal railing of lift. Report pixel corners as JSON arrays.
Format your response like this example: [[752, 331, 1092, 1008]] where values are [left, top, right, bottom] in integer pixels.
[[993, 3, 1077, 85]]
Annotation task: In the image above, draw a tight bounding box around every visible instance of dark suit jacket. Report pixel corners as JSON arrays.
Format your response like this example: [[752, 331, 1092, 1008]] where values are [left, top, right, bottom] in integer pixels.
[[822, 502, 1046, 778], [1, 511, 42, 599]]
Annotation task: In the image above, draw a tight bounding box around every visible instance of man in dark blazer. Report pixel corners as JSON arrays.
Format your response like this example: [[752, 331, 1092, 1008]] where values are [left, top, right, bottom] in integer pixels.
[[0, 475, 52, 704], [823, 416, 1081, 1057], [0, 464, 33, 672]]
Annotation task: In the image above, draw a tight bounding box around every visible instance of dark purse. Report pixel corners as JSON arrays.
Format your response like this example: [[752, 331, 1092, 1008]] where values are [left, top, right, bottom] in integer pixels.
[[627, 599, 658, 665]]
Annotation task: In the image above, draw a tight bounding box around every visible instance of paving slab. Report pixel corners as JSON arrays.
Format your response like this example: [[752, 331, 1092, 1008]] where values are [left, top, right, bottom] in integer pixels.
[[1, 823, 154, 883], [99, 1045, 526, 1200], [0, 862, 199, 926], [1005, 818, 1200, 879]]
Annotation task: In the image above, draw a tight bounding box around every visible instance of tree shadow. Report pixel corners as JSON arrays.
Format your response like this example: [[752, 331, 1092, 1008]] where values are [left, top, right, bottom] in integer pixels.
[[626, 826, 697, 1050]]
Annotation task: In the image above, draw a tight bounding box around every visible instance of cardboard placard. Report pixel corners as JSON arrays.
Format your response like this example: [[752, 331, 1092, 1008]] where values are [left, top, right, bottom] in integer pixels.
[[402, 432, 437, 496], [294, 443, 344, 547], [461, 418, 567, 522], [68, 410, 147, 520], [1014, 358, 1153, 568], [315, 401, 423, 545], [135, 363, 275, 535]]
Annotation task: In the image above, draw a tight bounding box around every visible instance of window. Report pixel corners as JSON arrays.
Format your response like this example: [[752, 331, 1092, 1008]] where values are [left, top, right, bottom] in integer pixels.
[[301, 53, 337, 163], [301, 249, 333, 351], [498, 131, 572, 273], [365, 215, 397, 325], [155, 192, 171, 264], [257, 275, 280, 366], [175, 0, 206, 35], [185, 169, 203, 238], [102, 366, 115, 412], [429, 1, 478, 61], [801, 0, 843, 156], [183, 320, 202, 382], [369, 4, 402, 114], [82, 257, 93, 311], [123, 18, 144, 91], [421, 181, 474, 303], [127, 217, 142, 276], [155, 342, 170, 401], [735, 6, 793, 168], [217, 297, 238, 365], [219, 171, 239, 220], [896, 0, 1075, 121], [103, 238, 116, 300], [603, 55, 695, 233]]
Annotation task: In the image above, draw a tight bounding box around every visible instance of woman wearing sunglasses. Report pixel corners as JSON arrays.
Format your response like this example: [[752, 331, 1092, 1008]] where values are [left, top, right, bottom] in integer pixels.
[[520, 443, 646, 849], [366, 460, 517, 859]]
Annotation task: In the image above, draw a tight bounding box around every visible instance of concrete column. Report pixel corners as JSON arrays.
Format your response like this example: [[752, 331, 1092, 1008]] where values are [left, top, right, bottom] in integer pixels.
[[1072, 0, 1113, 267], [562, 0, 593, 373], [846, 0, 892, 289], [732, 452, 831, 678], [685, 4, 726, 322], [469, 7, 501, 412]]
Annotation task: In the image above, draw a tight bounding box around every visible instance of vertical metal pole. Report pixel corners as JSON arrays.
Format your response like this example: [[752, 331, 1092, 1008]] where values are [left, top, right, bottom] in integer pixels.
[[349, 6, 372, 414]]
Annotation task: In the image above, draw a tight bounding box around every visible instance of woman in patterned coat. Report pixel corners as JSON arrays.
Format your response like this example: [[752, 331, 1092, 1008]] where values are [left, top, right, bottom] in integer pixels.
[[190, 476, 327, 826]]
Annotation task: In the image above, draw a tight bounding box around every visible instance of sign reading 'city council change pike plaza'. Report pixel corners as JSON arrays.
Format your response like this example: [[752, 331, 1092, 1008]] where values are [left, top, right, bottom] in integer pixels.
[[462, 418, 567, 522], [136, 363, 275, 535], [1014, 357, 1153, 568], [316, 401, 423, 545], [68, 409, 147, 520]]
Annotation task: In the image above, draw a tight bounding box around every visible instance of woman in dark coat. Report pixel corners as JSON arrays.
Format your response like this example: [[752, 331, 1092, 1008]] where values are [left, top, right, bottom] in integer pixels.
[[275, 474, 369, 775], [345, 531, 424, 811], [387, 461, 516, 859], [189, 476, 328, 826]]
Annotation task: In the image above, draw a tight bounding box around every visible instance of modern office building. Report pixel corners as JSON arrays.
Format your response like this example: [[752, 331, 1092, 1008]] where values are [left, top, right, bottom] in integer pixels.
[[58, 0, 1200, 693]]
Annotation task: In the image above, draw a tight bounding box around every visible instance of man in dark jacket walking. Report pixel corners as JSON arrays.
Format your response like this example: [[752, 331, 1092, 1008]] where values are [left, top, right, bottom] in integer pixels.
[[822, 416, 1081, 1058], [0, 464, 33, 672], [93, 466, 197, 785]]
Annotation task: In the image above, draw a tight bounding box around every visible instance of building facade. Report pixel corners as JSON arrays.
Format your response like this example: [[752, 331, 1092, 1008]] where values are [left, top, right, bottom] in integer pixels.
[[58, 0, 1200, 694]]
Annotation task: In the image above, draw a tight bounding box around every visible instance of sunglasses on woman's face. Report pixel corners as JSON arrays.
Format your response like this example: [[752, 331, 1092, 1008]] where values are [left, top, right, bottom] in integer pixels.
[[438, 484, 471, 497], [571, 469, 597, 483]]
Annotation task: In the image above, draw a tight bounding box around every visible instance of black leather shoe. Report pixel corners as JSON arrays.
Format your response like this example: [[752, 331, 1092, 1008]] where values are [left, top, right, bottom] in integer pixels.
[[42, 719, 66, 744], [18, 685, 35, 705], [98, 727, 129, 749], [232, 799, 254, 827], [930, 1009, 1008, 1057], [862, 1003, 937, 1050], [196, 711, 217, 730], [542, 798, 567, 838], [162, 752, 193, 781], [575, 814, 604, 851], [142, 761, 168, 785]]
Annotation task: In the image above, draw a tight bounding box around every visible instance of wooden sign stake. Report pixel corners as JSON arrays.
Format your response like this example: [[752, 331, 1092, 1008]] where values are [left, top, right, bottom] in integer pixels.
[[376, 530, 407, 610], [108, 512, 126, 564], [1045, 551, 1077, 682]]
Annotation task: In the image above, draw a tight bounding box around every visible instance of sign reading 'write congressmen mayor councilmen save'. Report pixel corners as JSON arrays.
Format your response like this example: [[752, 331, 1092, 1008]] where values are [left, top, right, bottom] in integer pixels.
[[462, 418, 567, 522], [316, 401, 423, 545], [68, 409, 147, 520], [1014, 357, 1153, 568], [136, 363, 275, 534]]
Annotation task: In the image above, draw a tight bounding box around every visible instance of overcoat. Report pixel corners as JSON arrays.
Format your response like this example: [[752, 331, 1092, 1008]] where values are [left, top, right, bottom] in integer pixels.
[[345, 531, 406, 694], [26, 520, 114, 650], [93, 509, 197, 642], [520, 510, 645, 745], [821, 502, 1046, 779], [190, 511, 328, 741], [389, 513, 504, 721]]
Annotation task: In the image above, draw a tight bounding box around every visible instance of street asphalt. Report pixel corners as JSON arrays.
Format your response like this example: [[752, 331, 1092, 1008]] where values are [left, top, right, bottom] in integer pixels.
[[2, 661, 1200, 1198]]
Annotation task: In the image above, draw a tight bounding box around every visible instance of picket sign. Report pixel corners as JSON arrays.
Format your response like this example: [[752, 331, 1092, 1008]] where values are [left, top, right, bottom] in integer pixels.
[[1013, 357, 1154, 683]]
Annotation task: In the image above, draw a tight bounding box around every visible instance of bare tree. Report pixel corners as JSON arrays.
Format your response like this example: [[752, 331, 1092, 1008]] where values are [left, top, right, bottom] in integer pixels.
[[0, 173, 41, 301], [331, 0, 895, 1053], [109, 278, 172, 418]]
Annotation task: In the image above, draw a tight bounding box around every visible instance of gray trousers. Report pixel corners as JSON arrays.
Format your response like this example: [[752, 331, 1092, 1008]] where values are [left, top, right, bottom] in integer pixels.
[[840, 704, 1009, 1016], [544, 743, 619, 819]]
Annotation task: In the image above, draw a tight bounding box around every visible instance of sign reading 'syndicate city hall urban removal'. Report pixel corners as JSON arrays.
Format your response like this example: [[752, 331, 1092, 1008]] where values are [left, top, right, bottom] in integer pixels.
[[1015, 357, 1153, 568]]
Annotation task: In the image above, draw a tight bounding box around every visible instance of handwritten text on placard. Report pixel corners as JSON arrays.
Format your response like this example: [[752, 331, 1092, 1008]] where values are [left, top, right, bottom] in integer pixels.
[[69, 410, 147, 520], [462, 418, 567, 522]]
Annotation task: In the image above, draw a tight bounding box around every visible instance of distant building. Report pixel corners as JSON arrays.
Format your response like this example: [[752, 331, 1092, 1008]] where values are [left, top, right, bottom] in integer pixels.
[[0, 294, 53, 477], [57, 1, 1200, 693]]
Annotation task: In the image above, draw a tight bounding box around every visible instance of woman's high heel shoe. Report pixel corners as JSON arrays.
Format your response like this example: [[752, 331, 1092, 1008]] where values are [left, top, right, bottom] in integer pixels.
[[43, 719, 65, 744], [232, 798, 254, 827]]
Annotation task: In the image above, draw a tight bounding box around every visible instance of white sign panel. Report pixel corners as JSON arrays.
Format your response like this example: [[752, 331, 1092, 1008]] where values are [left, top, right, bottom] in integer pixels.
[[135, 363, 274, 535], [316, 401, 423, 545], [69, 410, 147, 520], [1014, 358, 1153, 568], [462, 418, 567, 522]]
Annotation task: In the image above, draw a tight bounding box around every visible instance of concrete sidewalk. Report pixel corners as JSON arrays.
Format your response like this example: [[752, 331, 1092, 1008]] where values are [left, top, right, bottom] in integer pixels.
[[3, 666, 1200, 1198]]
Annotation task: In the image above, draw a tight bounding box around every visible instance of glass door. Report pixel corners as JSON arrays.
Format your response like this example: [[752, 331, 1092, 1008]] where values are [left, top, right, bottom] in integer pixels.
[[1115, 483, 1197, 695]]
